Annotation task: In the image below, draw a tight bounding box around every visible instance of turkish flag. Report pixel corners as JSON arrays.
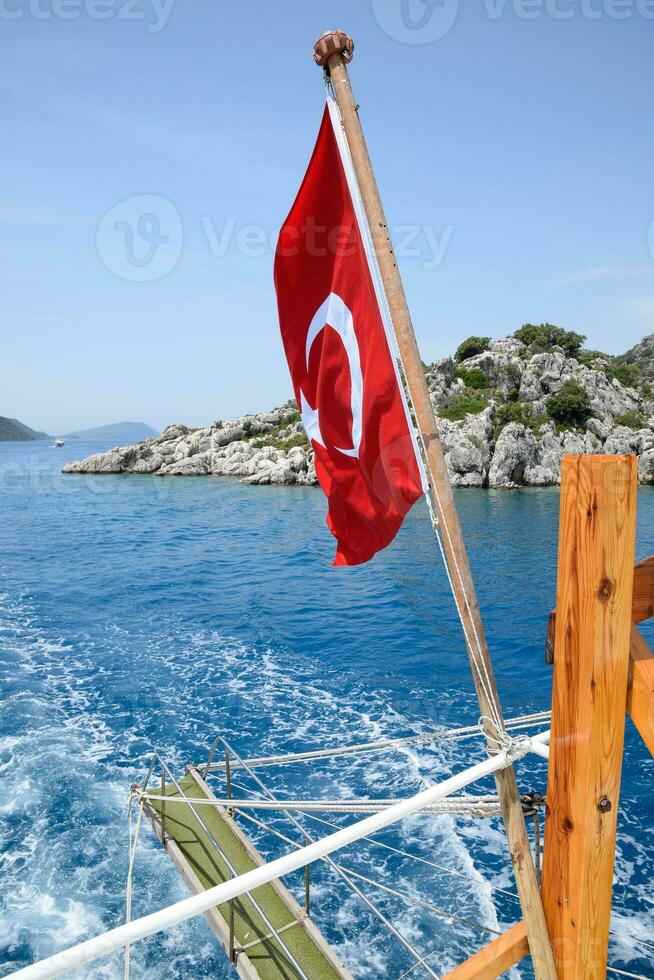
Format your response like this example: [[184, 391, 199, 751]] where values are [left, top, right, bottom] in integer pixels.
[[274, 99, 427, 566]]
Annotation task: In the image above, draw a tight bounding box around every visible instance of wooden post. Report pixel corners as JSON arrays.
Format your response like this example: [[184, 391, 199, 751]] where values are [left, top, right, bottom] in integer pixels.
[[628, 625, 654, 756], [442, 921, 529, 980], [313, 30, 556, 979], [541, 454, 637, 978]]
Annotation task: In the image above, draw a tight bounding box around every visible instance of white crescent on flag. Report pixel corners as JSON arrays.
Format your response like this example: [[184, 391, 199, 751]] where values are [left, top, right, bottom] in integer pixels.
[[299, 292, 363, 459]]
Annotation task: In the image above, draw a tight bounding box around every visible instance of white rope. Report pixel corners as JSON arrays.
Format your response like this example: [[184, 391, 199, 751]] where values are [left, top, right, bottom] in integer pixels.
[[202, 711, 552, 772], [236, 809, 503, 939], [326, 861, 439, 979], [158, 758, 310, 980], [136, 791, 502, 817], [124, 797, 144, 980], [423, 489, 504, 741], [290, 809, 523, 904], [397, 948, 440, 980], [6, 749, 516, 980], [334, 862, 502, 938], [622, 936, 654, 954], [221, 732, 440, 979], [230, 753, 654, 970], [607, 969, 653, 980]]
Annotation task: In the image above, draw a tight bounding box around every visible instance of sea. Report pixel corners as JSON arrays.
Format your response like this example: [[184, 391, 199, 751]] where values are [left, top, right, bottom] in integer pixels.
[[0, 440, 652, 979]]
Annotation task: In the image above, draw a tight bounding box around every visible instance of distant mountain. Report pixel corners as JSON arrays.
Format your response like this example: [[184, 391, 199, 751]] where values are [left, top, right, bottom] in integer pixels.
[[63, 421, 159, 443], [0, 417, 50, 441]]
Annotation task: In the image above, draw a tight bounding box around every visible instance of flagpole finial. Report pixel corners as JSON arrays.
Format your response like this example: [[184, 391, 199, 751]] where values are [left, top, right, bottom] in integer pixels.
[[313, 30, 354, 69]]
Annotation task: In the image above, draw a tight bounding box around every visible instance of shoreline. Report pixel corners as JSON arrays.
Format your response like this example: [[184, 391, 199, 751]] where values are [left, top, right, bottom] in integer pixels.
[[61, 336, 654, 489]]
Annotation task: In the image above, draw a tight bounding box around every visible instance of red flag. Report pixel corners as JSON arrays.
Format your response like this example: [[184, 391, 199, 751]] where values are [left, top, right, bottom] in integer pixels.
[[274, 99, 427, 566]]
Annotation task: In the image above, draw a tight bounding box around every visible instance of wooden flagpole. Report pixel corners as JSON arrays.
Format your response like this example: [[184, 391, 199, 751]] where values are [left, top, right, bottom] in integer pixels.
[[313, 30, 557, 979]]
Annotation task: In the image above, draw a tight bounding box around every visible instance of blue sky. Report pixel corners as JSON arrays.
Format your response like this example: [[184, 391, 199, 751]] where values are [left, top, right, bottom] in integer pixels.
[[2, 0, 653, 433]]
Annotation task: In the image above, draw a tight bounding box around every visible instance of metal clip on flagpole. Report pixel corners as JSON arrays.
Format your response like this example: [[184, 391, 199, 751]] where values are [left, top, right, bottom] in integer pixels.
[[313, 29, 557, 979]]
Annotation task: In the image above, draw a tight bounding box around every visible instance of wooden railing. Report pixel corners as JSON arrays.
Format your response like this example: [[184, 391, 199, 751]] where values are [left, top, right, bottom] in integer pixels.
[[445, 455, 654, 980]]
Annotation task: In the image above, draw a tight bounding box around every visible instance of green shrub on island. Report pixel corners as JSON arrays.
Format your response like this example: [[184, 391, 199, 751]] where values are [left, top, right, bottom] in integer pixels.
[[506, 361, 522, 386], [251, 433, 309, 452], [577, 349, 609, 368], [454, 367, 488, 390], [247, 407, 308, 452], [514, 323, 586, 359], [546, 379, 593, 428], [438, 391, 488, 421], [494, 402, 527, 431], [492, 403, 548, 438], [454, 336, 491, 363], [608, 363, 641, 389], [240, 410, 303, 445], [613, 411, 646, 430]]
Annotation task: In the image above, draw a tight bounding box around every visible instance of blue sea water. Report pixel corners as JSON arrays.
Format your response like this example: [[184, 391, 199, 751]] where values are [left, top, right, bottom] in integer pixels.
[[0, 441, 652, 978]]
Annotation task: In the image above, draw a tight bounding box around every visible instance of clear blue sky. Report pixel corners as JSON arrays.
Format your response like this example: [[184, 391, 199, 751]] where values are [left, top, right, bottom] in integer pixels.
[[2, 0, 653, 433]]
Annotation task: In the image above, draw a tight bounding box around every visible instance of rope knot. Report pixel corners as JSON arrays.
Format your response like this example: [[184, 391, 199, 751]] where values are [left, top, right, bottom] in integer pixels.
[[504, 733, 532, 763], [479, 717, 531, 763]]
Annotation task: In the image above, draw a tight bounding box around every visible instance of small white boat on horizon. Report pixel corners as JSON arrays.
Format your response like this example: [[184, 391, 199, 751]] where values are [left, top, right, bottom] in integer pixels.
[[53, 438, 64, 447]]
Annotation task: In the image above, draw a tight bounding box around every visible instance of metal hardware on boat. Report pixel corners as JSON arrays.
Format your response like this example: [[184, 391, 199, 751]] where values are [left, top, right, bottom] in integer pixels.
[[521, 792, 546, 818]]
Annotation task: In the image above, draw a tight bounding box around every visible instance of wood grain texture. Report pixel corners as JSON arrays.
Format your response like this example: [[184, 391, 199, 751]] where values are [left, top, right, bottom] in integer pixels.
[[442, 922, 528, 979], [546, 553, 654, 663], [627, 625, 654, 756], [631, 555, 654, 623], [541, 454, 637, 979]]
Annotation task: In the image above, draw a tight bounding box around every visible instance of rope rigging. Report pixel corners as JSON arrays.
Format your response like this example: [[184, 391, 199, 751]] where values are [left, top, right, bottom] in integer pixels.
[[237, 808, 505, 939], [123, 796, 144, 980], [222, 735, 441, 978], [201, 711, 552, 773], [134, 790, 504, 818], [120, 742, 652, 980]]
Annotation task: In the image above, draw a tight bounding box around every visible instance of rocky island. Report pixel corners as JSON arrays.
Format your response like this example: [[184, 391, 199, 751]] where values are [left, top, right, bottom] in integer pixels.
[[63, 326, 654, 488]]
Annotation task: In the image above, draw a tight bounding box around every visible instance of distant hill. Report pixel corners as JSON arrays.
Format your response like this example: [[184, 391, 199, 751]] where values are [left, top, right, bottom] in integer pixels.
[[0, 417, 50, 441], [615, 333, 654, 389], [63, 421, 159, 443]]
